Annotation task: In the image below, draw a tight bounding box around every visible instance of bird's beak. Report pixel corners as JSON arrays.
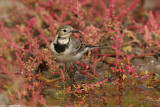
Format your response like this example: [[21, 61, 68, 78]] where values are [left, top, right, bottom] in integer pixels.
[[72, 30, 79, 33]]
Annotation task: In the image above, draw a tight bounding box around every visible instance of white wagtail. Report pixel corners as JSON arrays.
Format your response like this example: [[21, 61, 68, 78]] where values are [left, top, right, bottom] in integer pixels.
[[49, 25, 107, 63]]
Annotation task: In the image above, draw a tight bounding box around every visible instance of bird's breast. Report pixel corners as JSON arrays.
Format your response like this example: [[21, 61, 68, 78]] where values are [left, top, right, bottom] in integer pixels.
[[54, 43, 68, 53]]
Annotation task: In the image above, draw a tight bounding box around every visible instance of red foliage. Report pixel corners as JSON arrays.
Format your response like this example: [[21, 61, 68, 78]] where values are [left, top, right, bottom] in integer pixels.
[[0, 0, 159, 106]]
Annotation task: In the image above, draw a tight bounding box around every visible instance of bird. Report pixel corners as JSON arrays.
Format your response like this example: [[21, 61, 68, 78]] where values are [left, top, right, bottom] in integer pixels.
[[49, 25, 108, 91], [49, 25, 107, 63]]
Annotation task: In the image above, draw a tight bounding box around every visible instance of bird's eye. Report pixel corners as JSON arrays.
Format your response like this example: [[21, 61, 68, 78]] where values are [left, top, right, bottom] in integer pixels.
[[63, 29, 67, 32]]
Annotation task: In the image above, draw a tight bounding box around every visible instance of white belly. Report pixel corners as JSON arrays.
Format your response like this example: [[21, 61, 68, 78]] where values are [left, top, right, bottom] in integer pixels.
[[55, 53, 82, 62]]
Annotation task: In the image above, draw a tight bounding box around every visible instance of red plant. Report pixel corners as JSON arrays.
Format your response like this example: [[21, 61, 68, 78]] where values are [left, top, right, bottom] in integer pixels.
[[0, 0, 159, 106]]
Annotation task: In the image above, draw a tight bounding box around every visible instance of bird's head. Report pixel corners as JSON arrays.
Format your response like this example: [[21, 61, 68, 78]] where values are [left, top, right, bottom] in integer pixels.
[[56, 25, 79, 38]]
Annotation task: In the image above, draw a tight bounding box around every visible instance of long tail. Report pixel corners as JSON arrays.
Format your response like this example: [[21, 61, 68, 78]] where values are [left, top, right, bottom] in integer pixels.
[[78, 45, 109, 55], [86, 45, 109, 50]]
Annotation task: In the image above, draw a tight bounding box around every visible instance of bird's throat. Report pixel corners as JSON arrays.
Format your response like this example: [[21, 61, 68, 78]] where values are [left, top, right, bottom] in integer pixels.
[[57, 36, 70, 44]]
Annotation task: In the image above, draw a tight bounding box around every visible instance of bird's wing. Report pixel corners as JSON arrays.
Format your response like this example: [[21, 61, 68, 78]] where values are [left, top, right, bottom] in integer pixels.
[[69, 37, 109, 55], [70, 37, 86, 55]]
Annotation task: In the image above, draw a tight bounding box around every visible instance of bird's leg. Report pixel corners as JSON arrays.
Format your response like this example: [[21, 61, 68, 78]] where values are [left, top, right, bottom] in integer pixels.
[[65, 63, 77, 90], [65, 64, 72, 86], [67, 63, 78, 98], [70, 64, 77, 86]]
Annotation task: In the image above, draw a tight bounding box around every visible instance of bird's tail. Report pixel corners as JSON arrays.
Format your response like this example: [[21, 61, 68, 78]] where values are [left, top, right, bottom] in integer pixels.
[[79, 45, 109, 55], [86, 45, 109, 50]]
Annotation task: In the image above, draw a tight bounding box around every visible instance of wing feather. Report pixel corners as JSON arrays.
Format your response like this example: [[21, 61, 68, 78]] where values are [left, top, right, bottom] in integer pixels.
[[70, 37, 86, 55]]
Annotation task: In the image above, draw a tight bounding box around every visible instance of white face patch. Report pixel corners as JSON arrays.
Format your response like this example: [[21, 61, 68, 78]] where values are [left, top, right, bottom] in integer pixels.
[[57, 38, 70, 44]]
